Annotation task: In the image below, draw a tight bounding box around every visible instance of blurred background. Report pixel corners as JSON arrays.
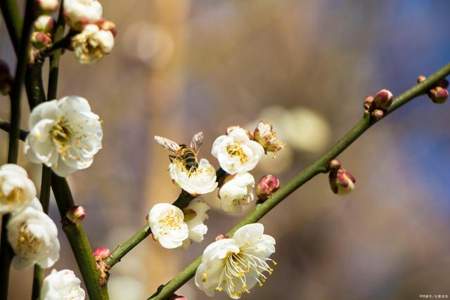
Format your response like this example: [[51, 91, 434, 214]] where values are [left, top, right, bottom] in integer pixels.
[[1, 0, 450, 299]]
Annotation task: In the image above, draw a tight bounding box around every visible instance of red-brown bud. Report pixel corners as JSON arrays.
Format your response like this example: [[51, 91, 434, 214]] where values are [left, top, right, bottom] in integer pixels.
[[373, 89, 394, 111], [329, 163, 356, 195], [429, 86, 448, 104], [31, 32, 52, 49], [66, 205, 86, 223], [256, 174, 280, 201], [0, 60, 12, 95]]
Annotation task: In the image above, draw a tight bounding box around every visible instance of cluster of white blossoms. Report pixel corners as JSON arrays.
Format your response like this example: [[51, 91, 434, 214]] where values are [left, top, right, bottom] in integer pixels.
[[0, 165, 60, 268], [195, 223, 276, 299], [147, 122, 282, 297], [25, 96, 103, 177], [64, 0, 116, 64], [213, 124, 282, 213]]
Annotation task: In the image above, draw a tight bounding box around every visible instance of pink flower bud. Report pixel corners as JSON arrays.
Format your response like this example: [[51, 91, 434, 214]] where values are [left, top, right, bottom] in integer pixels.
[[31, 32, 52, 49], [256, 174, 280, 201], [0, 60, 12, 95], [373, 89, 393, 111], [329, 165, 356, 195], [66, 205, 86, 223], [93, 247, 111, 260], [429, 86, 448, 104]]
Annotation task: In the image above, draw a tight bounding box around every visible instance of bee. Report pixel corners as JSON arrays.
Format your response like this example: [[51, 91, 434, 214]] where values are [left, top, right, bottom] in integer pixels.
[[154, 132, 204, 173]]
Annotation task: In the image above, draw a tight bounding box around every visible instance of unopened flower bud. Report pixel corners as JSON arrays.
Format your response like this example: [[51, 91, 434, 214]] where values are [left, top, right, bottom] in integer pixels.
[[373, 89, 393, 111], [417, 75, 426, 84], [429, 86, 448, 104], [93, 247, 111, 260], [31, 32, 52, 49], [96, 19, 117, 37], [371, 109, 384, 121], [329, 165, 356, 195], [34, 15, 55, 33], [215, 234, 228, 241], [66, 205, 86, 223], [0, 60, 13, 95], [37, 0, 59, 12], [253, 122, 284, 154], [363, 96, 374, 114], [328, 159, 341, 170], [93, 247, 110, 286], [256, 174, 280, 201]]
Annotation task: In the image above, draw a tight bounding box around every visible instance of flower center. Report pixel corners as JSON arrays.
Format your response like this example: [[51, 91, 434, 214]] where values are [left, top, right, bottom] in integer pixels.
[[226, 144, 248, 164], [0, 187, 24, 205], [50, 118, 72, 153], [17, 223, 42, 256], [215, 249, 276, 298], [158, 211, 183, 231]]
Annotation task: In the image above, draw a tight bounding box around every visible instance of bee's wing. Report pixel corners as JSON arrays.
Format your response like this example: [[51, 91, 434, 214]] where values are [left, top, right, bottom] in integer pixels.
[[190, 132, 204, 152], [154, 136, 180, 153]]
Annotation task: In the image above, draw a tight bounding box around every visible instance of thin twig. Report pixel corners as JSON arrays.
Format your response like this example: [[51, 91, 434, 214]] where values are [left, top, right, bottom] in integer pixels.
[[146, 63, 450, 300], [0, 1, 36, 299]]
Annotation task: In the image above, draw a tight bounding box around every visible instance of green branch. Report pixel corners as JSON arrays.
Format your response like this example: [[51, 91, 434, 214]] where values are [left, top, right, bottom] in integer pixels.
[[51, 175, 109, 300], [147, 63, 450, 300]]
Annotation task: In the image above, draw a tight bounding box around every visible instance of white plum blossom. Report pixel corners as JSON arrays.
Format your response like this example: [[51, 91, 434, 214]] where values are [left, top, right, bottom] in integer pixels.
[[63, 0, 103, 30], [41, 269, 85, 300], [24, 96, 102, 177], [195, 223, 276, 299], [37, 0, 59, 12], [72, 24, 114, 64], [7, 205, 60, 269], [253, 121, 284, 154], [183, 200, 210, 246], [0, 164, 36, 214], [218, 173, 255, 214], [169, 158, 217, 196], [212, 126, 264, 175], [148, 203, 188, 249]]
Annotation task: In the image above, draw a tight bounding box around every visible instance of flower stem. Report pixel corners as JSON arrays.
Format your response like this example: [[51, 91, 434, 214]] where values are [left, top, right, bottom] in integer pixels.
[[51, 175, 110, 300], [147, 63, 450, 300], [0, 1, 36, 299]]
